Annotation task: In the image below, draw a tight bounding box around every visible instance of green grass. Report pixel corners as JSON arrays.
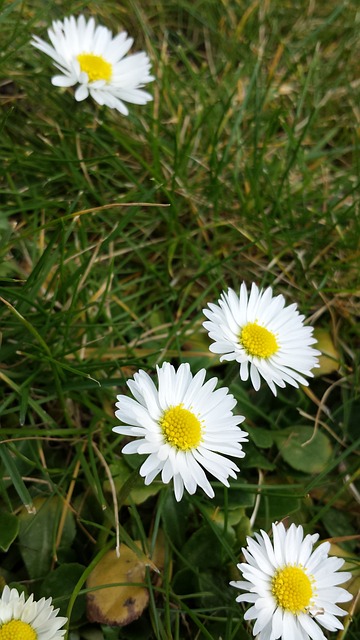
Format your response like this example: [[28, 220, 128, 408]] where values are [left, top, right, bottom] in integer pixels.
[[0, 0, 359, 638]]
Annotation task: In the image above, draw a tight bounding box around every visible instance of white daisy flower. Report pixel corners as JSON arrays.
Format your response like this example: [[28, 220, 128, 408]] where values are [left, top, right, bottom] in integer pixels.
[[113, 362, 248, 501], [203, 282, 321, 395], [231, 522, 353, 640], [31, 14, 154, 115], [0, 585, 67, 640]]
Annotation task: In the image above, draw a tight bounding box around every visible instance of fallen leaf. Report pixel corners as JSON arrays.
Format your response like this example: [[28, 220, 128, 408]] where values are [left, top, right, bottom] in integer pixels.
[[86, 546, 148, 626], [313, 328, 340, 376]]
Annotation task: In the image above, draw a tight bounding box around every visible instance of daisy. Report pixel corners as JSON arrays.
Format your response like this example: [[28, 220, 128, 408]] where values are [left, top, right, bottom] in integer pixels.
[[0, 585, 67, 640], [113, 362, 248, 501], [31, 14, 154, 115], [231, 522, 352, 640], [203, 282, 321, 395]]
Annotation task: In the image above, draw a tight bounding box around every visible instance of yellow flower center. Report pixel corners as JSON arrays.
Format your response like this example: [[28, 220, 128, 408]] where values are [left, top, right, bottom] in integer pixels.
[[77, 53, 112, 82], [160, 404, 202, 451], [0, 620, 37, 640], [272, 566, 313, 614], [240, 322, 278, 358]]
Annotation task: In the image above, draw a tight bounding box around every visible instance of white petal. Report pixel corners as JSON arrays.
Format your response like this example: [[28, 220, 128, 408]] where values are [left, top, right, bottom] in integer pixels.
[[139, 454, 162, 478], [121, 440, 142, 454], [51, 74, 76, 86], [252, 605, 274, 635], [297, 613, 327, 640], [173, 473, 184, 501], [271, 607, 283, 639], [74, 84, 89, 101]]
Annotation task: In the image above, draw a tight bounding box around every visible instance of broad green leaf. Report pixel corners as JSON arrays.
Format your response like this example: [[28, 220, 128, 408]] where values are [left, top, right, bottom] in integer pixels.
[[42, 563, 86, 621], [79, 629, 105, 640], [235, 515, 252, 546], [161, 490, 190, 550], [257, 491, 301, 523], [0, 510, 19, 551], [225, 483, 255, 509], [18, 497, 76, 579], [201, 505, 248, 547], [80, 629, 106, 640], [322, 508, 357, 552], [274, 426, 332, 473], [172, 568, 198, 596], [228, 489, 255, 508], [104, 461, 159, 505], [246, 425, 274, 448], [202, 505, 245, 529], [241, 443, 275, 471], [181, 526, 223, 570], [198, 570, 233, 608]]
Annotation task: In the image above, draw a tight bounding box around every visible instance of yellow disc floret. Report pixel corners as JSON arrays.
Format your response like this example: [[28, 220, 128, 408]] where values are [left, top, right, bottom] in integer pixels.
[[160, 404, 202, 451], [272, 565, 313, 614], [240, 322, 278, 358], [77, 53, 112, 82], [0, 619, 37, 640]]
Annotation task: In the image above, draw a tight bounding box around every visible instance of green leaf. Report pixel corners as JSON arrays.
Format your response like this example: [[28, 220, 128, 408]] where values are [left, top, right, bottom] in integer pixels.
[[235, 515, 252, 546], [202, 505, 246, 529], [225, 484, 255, 509], [181, 526, 223, 570], [258, 492, 301, 523], [274, 426, 332, 473], [322, 508, 357, 552], [161, 490, 190, 550], [197, 570, 233, 608], [80, 629, 107, 640], [18, 497, 76, 579], [246, 425, 274, 448], [104, 460, 160, 505], [42, 563, 86, 621], [172, 568, 199, 596], [241, 443, 275, 470], [0, 511, 19, 551]]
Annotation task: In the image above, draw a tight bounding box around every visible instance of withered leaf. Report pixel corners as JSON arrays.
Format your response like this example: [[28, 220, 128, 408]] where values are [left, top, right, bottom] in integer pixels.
[[86, 546, 148, 626], [313, 328, 340, 376]]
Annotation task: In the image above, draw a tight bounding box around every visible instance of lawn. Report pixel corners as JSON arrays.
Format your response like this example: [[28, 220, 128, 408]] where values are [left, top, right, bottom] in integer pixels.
[[0, 1, 359, 639]]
